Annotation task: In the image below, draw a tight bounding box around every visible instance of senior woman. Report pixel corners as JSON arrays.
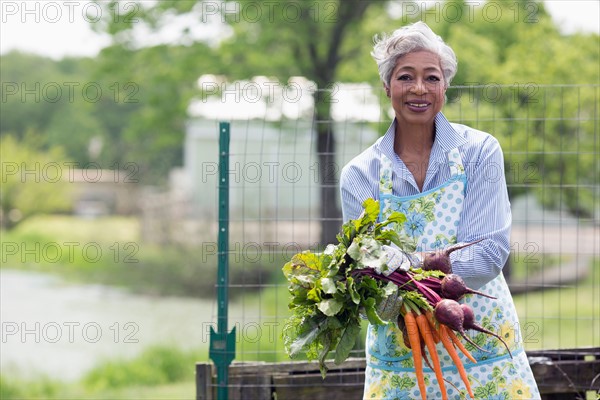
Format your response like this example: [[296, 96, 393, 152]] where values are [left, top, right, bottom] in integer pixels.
[[340, 22, 540, 399]]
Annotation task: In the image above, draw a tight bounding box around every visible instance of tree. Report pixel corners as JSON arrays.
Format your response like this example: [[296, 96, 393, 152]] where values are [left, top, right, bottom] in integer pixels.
[[93, 0, 390, 244], [89, 43, 213, 183], [0, 134, 73, 230]]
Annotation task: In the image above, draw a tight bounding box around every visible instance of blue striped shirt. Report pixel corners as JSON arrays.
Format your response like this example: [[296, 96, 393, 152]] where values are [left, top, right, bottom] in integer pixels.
[[339, 113, 511, 289]]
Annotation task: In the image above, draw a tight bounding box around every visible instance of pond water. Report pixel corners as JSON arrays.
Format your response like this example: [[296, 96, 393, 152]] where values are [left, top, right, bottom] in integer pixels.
[[0, 269, 219, 381]]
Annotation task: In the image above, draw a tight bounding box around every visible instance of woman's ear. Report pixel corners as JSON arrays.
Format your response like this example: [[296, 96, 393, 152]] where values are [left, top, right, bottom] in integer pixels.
[[384, 84, 390, 98]]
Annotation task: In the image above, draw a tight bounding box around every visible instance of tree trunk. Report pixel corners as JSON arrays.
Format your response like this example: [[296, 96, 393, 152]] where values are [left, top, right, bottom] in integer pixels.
[[305, 0, 373, 245], [314, 89, 341, 245]]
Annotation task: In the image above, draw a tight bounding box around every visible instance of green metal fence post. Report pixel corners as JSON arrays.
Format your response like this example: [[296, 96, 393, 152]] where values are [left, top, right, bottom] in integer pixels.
[[209, 121, 236, 400]]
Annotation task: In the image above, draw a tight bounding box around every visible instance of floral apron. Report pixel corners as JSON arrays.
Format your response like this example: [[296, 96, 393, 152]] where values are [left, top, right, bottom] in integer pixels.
[[363, 149, 540, 399]]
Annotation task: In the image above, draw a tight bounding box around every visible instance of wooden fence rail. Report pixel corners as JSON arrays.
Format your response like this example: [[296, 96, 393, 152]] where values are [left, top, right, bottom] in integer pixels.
[[196, 347, 599, 400]]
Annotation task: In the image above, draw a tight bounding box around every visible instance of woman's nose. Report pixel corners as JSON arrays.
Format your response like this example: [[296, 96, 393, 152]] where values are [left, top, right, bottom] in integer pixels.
[[410, 79, 427, 94]]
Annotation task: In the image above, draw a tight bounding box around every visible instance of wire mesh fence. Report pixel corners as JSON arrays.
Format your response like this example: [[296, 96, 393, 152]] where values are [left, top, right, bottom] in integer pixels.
[[181, 83, 599, 398]]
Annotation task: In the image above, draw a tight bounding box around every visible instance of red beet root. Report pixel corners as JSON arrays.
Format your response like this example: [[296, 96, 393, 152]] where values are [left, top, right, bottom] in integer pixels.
[[460, 304, 513, 358], [434, 299, 464, 331], [422, 239, 484, 273], [434, 299, 490, 354], [441, 274, 497, 301]]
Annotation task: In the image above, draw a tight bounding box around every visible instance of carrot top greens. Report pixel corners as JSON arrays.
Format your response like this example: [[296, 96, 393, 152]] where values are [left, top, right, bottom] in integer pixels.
[[282, 198, 424, 376]]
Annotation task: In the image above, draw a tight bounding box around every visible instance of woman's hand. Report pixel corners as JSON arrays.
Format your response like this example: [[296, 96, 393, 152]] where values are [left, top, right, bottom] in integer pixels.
[[381, 245, 422, 275]]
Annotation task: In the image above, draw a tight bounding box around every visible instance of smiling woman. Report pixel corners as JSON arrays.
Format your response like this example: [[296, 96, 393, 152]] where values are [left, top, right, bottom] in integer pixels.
[[340, 21, 542, 400]]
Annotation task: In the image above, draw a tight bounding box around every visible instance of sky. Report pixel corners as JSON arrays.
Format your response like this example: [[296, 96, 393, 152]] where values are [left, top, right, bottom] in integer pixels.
[[0, 0, 598, 60]]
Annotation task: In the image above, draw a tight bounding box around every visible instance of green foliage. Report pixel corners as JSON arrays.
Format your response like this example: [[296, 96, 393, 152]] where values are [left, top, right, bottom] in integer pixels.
[[0, 345, 200, 399], [0, 134, 73, 230], [0, 52, 89, 138], [282, 199, 408, 375], [89, 43, 215, 182], [0, 375, 63, 399], [82, 345, 197, 391]]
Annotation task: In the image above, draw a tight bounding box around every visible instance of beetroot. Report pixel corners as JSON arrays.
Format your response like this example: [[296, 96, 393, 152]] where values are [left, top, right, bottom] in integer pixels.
[[441, 273, 497, 301], [422, 239, 483, 273], [434, 299, 490, 354], [460, 304, 513, 358], [434, 299, 464, 331]]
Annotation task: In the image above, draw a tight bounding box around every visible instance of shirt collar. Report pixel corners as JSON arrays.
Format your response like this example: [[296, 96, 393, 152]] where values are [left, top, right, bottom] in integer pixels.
[[432, 112, 469, 153], [378, 112, 468, 163]]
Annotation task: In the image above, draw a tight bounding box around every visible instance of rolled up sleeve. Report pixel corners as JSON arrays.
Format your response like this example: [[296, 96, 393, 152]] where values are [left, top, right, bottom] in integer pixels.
[[450, 136, 512, 289]]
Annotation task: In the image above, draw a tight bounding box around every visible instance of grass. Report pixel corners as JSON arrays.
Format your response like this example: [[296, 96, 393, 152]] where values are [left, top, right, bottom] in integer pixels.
[[1, 377, 195, 400], [513, 258, 600, 350], [0, 345, 199, 399], [9, 214, 140, 244], [1, 214, 283, 298]]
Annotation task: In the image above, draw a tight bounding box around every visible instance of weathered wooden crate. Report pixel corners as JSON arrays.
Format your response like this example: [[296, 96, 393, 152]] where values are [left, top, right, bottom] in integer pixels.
[[196, 348, 599, 399], [528, 347, 600, 399]]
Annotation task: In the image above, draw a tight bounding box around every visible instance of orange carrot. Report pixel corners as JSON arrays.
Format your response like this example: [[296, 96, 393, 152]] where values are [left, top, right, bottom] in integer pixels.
[[404, 310, 427, 400], [439, 324, 475, 399], [416, 312, 448, 400], [446, 326, 477, 364], [425, 311, 441, 343]]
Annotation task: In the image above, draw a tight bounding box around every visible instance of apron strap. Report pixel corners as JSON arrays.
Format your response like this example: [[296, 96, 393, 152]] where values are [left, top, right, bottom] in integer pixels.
[[379, 153, 394, 195], [447, 148, 465, 177]]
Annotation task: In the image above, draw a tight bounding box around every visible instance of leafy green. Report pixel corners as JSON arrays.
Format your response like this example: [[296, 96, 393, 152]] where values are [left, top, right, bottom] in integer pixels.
[[282, 198, 409, 376]]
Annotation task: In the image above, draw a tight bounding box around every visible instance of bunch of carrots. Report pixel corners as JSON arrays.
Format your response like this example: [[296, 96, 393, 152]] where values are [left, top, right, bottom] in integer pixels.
[[354, 247, 512, 400], [401, 302, 476, 400]]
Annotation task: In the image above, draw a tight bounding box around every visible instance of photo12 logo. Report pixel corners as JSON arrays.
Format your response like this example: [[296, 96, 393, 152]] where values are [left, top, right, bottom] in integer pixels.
[[1, 1, 140, 24], [1, 241, 139, 264], [1, 162, 139, 184], [1, 81, 139, 104], [199, 1, 339, 23], [2, 321, 140, 344], [396, 1, 540, 24]]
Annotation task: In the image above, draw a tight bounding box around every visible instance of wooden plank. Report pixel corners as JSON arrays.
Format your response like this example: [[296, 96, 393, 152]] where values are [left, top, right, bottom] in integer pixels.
[[531, 359, 600, 394], [195, 363, 214, 400], [228, 358, 366, 375], [273, 371, 365, 400], [527, 347, 600, 360], [228, 374, 272, 400]]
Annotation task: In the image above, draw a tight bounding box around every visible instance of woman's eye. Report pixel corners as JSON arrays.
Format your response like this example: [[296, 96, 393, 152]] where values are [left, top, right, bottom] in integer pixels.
[[428, 76, 441, 82], [397, 75, 411, 81]]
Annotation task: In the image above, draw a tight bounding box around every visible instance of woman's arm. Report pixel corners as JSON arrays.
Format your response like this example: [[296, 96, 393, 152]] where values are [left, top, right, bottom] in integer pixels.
[[450, 136, 512, 289]]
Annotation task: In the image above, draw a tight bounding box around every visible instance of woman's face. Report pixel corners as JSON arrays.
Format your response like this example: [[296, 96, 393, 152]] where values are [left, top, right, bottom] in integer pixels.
[[388, 50, 446, 129]]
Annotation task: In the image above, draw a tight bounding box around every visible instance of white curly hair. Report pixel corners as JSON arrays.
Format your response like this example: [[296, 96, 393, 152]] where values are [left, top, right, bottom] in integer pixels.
[[371, 21, 458, 89]]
